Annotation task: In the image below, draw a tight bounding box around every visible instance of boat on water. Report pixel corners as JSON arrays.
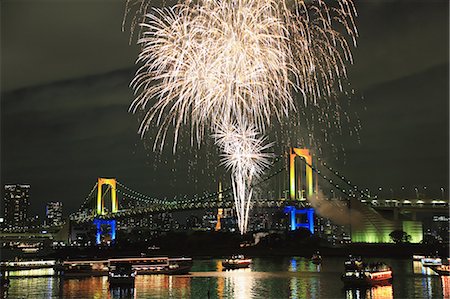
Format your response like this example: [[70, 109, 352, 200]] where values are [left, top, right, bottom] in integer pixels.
[[429, 264, 450, 276], [222, 255, 252, 270], [108, 262, 136, 287], [62, 260, 109, 277], [0, 260, 56, 271], [341, 257, 392, 287], [109, 257, 193, 275], [63, 257, 193, 277], [420, 257, 442, 267], [311, 252, 322, 264], [344, 256, 363, 271], [413, 255, 426, 261]]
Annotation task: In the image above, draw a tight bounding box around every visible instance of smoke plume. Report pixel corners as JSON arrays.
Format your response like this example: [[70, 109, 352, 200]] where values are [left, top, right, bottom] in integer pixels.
[[307, 190, 363, 228]]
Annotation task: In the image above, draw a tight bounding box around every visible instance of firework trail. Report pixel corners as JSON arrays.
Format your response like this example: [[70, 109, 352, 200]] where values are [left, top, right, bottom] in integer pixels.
[[126, 0, 357, 233], [214, 122, 273, 233]]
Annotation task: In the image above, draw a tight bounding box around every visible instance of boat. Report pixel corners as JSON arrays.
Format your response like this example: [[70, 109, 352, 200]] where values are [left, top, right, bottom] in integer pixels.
[[63, 257, 193, 277], [421, 257, 442, 267], [109, 257, 193, 275], [341, 258, 392, 287], [0, 260, 56, 271], [311, 252, 322, 264], [429, 265, 450, 276], [344, 256, 364, 271], [108, 262, 136, 287], [413, 255, 426, 261], [222, 255, 252, 270], [62, 260, 109, 277]]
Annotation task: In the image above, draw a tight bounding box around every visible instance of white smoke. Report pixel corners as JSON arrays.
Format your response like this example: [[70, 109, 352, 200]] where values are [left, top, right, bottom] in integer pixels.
[[307, 190, 362, 228]]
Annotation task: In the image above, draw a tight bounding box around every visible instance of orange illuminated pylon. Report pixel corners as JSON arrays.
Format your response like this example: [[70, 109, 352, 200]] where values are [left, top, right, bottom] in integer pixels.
[[96, 178, 118, 216], [215, 181, 223, 231], [289, 148, 313, 200]]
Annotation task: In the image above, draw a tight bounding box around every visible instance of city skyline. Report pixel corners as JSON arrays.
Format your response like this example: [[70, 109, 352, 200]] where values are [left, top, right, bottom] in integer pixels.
[[1, 0, 449, 215]]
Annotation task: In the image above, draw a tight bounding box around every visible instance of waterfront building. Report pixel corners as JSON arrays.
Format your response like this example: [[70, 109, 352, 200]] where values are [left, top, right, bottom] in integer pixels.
[[3, 184, 30, 229], [45, 201, 63, 227], [350, 199, 423, 243]]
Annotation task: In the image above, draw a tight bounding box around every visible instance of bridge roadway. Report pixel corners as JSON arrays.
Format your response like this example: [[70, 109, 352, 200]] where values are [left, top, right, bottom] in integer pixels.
[[69, 196, 448, 223], [70, 198, 310, 223]]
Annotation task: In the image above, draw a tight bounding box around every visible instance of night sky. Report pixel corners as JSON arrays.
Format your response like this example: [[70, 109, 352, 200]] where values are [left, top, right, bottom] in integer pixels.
[[1, 0, 449, 216]]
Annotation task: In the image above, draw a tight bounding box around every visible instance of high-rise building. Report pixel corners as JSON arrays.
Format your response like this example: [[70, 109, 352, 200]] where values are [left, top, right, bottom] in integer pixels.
[[3, 184, 30, 228], [46, 201, 63, 227]]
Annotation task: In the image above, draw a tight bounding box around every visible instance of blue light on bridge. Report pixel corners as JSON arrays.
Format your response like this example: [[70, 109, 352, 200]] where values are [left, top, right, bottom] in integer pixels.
[[93, 218, 116, 245], [284, 206, 314, 234]]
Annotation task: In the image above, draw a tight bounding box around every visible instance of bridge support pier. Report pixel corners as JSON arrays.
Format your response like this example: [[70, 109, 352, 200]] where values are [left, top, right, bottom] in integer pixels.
[[93, 218, 116, 245], [284, 206, 314, 234]]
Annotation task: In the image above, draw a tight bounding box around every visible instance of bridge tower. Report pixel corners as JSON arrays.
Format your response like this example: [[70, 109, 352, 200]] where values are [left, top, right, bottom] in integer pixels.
[[285, 148, 315, 233], [97, 178, 118, 215], [215, 181, 223, 231], [94, 177, 118, 244], [289, 148, 313, 200]]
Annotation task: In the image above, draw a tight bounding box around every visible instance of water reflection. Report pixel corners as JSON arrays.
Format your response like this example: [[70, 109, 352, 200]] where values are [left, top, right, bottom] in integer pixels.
[[442, 276, 449, 299], [223, 268, 254, 299], [289, 257, 321, 272], [288, 258, 321, 299], [412, 261, 437, 276], [3, 258, 447, 298], [345, 285, 393, 299], [109, 286, 135, 299], [63, 276, 109, 298], [290, 258, 298, 272], [135, 274, 191, 298]]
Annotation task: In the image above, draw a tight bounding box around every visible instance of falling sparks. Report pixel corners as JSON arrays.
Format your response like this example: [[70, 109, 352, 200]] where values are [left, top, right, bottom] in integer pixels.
[[214, 122, 273, 233], [125, 0, 358, 234]]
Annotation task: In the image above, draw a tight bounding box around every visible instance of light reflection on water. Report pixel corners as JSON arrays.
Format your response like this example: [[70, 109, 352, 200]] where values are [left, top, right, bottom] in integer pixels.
[[345, 285, 394, 299], [3, 258, 448, 299]]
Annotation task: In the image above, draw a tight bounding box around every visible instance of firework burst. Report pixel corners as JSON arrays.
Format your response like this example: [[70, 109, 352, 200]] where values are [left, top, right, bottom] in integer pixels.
[[214, 122, 273, 233], [126, 0, 357, 233], [130, 0, 295, 150]]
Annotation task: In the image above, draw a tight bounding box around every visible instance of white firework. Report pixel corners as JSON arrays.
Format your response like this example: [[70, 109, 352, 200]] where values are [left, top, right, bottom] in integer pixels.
[[214, 123, 273, 233], [126, 0, 357, 233], [130, 0, 295, 150]]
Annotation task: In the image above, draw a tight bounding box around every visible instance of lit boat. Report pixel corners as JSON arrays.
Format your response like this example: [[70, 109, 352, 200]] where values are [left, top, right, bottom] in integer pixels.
[[62, 260, 109, 277], [429, 265, 450, 276], [108, 262, 136, 287], [63, 257, 193, 277], [341, 259, 392, 287], [0, 260, 56, 271], [413, 255, 426, 261], [421, 257, 442, 267], [222, 255, 252, 270], [344, 256, 364, 271], [311, 252, 322, 264], [109, 257, 193, 275]]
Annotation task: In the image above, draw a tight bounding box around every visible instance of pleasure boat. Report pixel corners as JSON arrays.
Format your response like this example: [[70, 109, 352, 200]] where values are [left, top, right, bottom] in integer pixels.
[[421, 257, 442, 267], [109, 257, 193, 275], [222, 255, 252, 270], [341, 258, 392, 287], [429, 264, 450, 276]]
